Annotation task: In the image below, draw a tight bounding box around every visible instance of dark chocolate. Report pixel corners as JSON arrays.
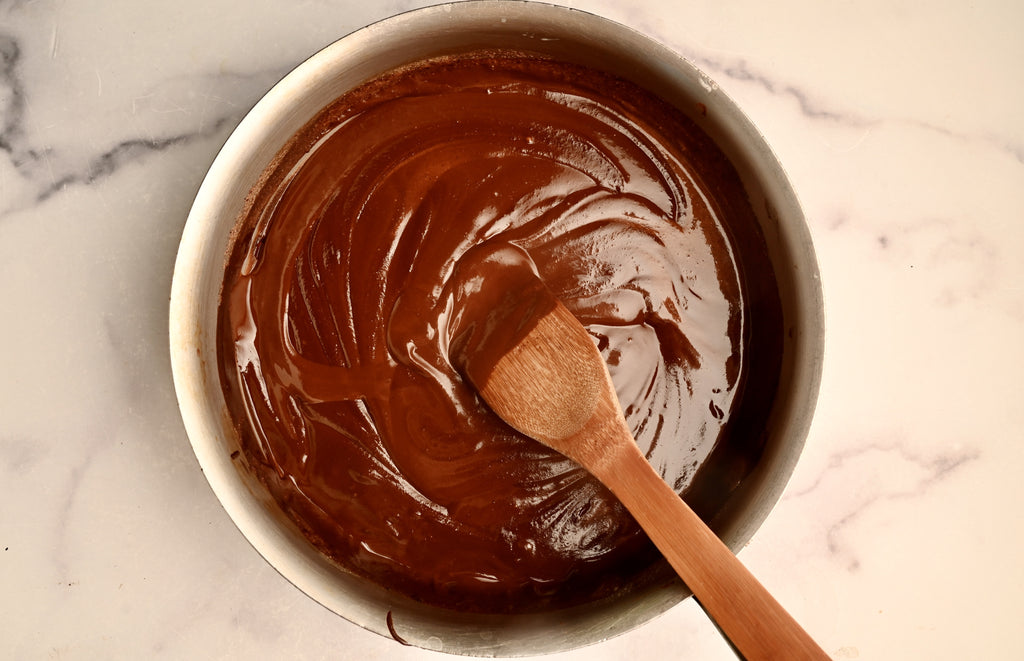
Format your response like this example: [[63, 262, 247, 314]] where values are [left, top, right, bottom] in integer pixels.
[[217, 52, 782, 613]]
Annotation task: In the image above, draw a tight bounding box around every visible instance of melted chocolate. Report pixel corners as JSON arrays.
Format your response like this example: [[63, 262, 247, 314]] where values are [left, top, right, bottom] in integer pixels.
[[218, 53, 783, 613]]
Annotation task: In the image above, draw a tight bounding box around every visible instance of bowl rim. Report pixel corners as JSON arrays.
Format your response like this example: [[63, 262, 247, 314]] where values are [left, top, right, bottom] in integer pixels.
[[169, 1, 824, 656]]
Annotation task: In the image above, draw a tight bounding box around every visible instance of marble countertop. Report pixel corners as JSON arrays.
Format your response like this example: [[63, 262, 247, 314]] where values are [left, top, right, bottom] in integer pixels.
[[2, 1, 1021, 659]]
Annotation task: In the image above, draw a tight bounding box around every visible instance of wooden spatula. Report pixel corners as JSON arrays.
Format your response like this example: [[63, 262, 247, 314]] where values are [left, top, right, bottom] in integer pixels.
[[455, 290, 828, 660]]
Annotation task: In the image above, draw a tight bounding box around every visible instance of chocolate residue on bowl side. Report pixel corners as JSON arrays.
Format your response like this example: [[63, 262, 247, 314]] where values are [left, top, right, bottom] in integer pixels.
[[386, 610, 411, 646]]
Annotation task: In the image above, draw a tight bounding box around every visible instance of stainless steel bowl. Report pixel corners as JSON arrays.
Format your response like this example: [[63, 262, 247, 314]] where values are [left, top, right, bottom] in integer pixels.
[[169, 1, 823, 655]]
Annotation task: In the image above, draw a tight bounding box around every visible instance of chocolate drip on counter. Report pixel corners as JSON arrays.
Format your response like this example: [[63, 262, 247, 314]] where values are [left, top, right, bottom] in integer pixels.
[[218, 52, 783, 613]]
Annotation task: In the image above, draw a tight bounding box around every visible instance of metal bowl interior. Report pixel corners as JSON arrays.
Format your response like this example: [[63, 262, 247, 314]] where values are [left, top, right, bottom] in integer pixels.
[[169, 1, 823, 656]]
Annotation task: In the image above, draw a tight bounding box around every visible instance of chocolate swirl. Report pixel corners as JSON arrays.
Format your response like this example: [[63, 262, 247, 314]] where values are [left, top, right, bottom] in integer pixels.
[[218, 53, 782, 613]]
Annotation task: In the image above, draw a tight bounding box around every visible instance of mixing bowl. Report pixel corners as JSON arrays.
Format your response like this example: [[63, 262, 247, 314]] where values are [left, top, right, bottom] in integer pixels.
[[169, 1, 823, 655]]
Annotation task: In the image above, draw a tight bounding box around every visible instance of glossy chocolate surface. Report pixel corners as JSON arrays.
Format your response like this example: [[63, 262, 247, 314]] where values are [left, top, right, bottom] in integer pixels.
[[218, 52, 782, 613]]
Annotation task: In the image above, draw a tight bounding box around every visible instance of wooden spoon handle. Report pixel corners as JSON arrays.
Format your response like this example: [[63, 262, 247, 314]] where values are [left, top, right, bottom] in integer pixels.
[[599, 440, 829, 660]]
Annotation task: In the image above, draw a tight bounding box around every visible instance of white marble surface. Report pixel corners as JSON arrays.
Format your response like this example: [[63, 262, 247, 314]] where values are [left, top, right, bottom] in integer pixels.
[[2, 0, 1022, 658]]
